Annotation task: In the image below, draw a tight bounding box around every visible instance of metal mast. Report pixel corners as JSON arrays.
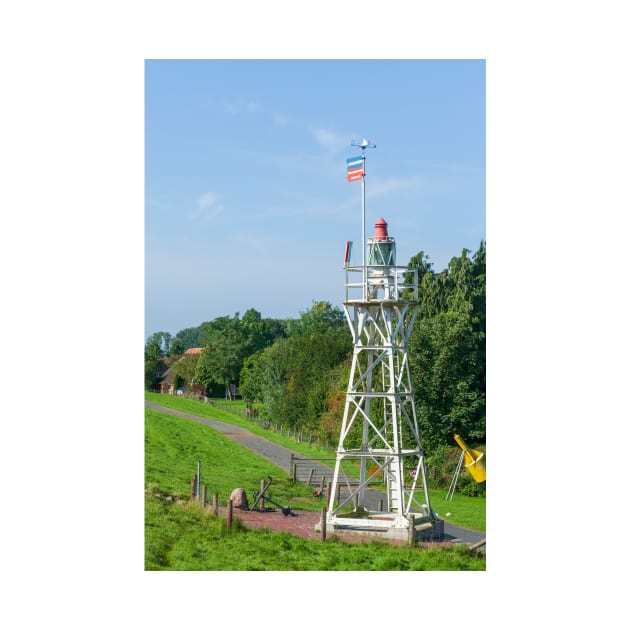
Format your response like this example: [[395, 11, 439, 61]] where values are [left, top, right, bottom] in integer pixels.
[[326, 144, 440, 541], [350, 137, 375, 273]]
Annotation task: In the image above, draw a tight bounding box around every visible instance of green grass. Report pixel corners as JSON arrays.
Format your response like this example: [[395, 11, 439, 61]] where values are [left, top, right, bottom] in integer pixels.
[[428, 491, 486, 532], [145, 408, 323, 510], [146, 391, 337, 460], [145, 492, 486, 571], [145, 400, 485, 570], [145, 391, 485, 531]]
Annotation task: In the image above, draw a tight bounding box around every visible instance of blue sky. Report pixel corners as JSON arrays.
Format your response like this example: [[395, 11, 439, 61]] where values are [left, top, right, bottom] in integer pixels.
[[145, 59, 485, 338]]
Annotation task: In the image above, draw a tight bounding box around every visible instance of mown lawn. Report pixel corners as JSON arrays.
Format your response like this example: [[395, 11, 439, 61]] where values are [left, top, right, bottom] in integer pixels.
[[145, 405, 485, 570], [145, 408, 322, 510], [145, 392, 485, 531], [145, 492, 485, 571]]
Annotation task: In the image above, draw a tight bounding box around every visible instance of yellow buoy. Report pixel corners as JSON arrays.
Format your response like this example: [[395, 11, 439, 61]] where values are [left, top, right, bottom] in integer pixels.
[[453, 434, 486, 483]]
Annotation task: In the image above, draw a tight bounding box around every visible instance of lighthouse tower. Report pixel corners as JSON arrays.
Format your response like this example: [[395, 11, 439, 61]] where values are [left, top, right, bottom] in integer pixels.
[[326, 217, 440, 540]]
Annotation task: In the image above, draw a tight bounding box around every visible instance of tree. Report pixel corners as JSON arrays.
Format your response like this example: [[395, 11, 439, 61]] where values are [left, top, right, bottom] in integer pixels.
[[145, 331, 172, 355], [407, 242, 486, 450], [171, 352, 201, 391], [168, 336, 185, 357], [285, 301, 345, 337], [194, 310, 286, 398], [410, 311, 485, 447], [239, 324, 351, 429], [195, 316, 244, 397], [144, 336, 164, 390], [173, 325, 204, 350]]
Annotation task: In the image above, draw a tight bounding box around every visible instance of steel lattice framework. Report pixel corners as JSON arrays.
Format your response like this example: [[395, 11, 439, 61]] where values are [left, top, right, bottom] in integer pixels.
[[326, 256, 435, 534]]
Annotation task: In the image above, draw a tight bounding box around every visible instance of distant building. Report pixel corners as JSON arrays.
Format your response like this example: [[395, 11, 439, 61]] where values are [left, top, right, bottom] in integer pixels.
[[159, 348, 206, 397]]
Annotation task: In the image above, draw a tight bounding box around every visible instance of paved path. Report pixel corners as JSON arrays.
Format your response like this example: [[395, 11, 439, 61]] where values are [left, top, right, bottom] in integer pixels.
[[145, 400, 485, 546]]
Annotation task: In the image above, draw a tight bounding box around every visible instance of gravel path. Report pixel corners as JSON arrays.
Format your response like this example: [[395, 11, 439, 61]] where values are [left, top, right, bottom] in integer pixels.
[[145, 400, 485, 547]]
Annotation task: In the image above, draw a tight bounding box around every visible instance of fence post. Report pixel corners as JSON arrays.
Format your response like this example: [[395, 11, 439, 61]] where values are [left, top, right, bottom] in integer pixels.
[[379, 499, 384, 511], [190, 475, 197, 501], [197, 461, 201, 501], [227, 500, 233, 530], [308, 469, 314, 484], [320, 507, 327, 543], [212, 493, 219, 516], [260, 479, 266, 510], [289, 454, 294, 481], [201, 485, 207, 509], [408, 514, 415, 546]]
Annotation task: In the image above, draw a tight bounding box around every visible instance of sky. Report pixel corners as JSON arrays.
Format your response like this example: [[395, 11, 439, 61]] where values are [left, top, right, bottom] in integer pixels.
[[145, 59, 485, 339]]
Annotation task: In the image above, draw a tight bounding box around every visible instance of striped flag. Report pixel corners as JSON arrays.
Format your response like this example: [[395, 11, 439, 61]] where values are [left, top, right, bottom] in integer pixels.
[[346, 156, 364, 182], [344, 241, 353, 265]]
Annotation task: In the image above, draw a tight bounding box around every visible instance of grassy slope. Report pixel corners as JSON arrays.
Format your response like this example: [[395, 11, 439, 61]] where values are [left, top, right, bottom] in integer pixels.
[[145, 408, 321, 509], [145, 392, 485, 531], [144, 407, 485, 570], [145, 391, 336, 460]]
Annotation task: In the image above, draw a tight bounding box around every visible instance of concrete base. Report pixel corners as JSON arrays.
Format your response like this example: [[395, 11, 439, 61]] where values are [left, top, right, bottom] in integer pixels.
[[315, 512, 445, 542]]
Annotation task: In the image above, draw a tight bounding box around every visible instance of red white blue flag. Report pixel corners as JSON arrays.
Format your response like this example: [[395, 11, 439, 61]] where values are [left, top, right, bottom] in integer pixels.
[[346, 156, 364, 182]]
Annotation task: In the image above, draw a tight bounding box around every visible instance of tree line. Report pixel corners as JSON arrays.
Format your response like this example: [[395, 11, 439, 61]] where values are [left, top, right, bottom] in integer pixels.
[[145, 242, 485, 453]]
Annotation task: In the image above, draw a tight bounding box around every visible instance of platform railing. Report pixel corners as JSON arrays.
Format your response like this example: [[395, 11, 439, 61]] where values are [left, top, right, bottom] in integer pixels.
[[343, 265, 418, 302]]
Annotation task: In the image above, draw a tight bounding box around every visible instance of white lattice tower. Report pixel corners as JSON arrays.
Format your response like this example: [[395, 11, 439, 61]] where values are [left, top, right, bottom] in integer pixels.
[[327, 218, 434, 534]]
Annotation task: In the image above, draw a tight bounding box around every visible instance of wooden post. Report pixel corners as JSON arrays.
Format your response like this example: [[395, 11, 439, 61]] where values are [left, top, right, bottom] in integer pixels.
[[190, 475, 197, 501], [291, 462, 297, 483], [335, 484, 340, 504], [212, 493, 219, 516], [260, 479, 266, 510], [326, 480, 331, 506], [196, 461, 201, 500], [289, 454, 294, 481], [469, 538, 486, 552], [408, 514, 415, 546], [320, 507, 327, 542], [201, 485, 207, 509], [319, 475, 325, 495], [378, 499, 384, 511], [227, 499, 233, 529], [307, 469, 314, 484]]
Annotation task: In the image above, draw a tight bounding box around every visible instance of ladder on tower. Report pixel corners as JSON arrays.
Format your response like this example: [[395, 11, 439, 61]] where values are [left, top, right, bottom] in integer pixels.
[[386, 458, 403, 512]]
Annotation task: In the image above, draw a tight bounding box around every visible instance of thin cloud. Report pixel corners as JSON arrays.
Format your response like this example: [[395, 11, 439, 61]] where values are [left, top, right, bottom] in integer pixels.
[[187, 192, 224, 224], [198, 192, 217, 208], [311, 127, 349, 153]]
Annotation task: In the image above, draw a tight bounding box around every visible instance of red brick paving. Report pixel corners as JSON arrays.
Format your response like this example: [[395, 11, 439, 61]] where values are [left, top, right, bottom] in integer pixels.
[[227, 507, 323, 539], [219, 506, 453, 548]]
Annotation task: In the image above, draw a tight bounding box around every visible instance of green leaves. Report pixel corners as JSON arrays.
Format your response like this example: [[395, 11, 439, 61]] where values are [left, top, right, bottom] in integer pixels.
[[409, 242, 486, 450]]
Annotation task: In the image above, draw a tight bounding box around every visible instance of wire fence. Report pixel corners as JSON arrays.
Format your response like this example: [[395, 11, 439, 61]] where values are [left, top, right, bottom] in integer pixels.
[[202, 398, 336, 450]]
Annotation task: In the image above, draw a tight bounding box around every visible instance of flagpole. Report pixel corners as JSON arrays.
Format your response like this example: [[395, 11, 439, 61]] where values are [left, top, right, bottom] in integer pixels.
[[351, 138, 376, 299], [361, 147, 366, 270]]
